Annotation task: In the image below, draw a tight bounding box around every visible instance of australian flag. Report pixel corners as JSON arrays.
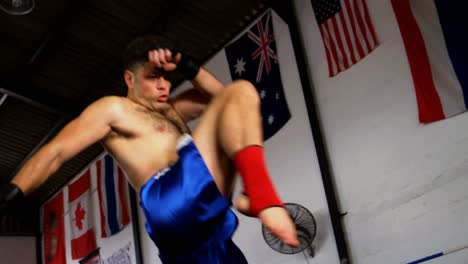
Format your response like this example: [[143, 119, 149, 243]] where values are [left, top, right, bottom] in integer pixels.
[[225, 11, 291, 141]]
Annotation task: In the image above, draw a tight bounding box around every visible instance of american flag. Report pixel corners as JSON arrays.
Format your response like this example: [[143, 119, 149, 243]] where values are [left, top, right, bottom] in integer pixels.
[[225, 10, 291, 141], [311, 0, 378, 77]]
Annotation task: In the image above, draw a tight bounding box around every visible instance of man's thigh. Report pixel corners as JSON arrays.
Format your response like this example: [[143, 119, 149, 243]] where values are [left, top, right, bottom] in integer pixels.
[[192, 90, 236, 197]]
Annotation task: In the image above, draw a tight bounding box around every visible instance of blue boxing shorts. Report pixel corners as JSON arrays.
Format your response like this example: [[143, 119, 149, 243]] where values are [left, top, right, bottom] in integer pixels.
[[139, 134, 248, 264]]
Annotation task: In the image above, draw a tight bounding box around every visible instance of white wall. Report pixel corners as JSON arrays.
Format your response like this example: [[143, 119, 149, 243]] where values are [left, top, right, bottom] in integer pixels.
[[293, 0, 468, 263], [137, 10, 341, 264], [137, 202, 159, 264], [0, 236, 36, 264]]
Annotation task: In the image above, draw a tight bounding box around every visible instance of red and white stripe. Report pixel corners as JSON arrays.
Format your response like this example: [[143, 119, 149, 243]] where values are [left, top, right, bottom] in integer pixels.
[[319, 0, 378, 77], [392, 0, 467, 123]]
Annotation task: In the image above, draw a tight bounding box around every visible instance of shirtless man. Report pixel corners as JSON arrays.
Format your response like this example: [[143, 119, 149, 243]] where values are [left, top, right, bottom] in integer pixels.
[[0, 36, 298, 263]]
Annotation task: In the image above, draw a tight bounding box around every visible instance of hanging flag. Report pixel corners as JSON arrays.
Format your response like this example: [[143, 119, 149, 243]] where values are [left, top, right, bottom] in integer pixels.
[[43, 191, 66, 264], [391, 0, 468, 123], [310, 0, 378, 77], [68, 170, 97, 260], [225, 10, 291, 141], [94, 153, 130, 238]]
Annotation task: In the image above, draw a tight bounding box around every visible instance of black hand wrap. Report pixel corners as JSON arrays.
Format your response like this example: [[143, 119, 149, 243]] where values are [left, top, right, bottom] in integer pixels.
[[0, 183, 24, 213], [147, 36, 200, 80], [177, 53, 200, 81]]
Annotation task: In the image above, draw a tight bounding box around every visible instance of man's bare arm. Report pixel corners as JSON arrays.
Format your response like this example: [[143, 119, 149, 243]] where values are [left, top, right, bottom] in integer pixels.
[[11, 96, 121, 194], [148, 49, 226, 98], [171, 88, 210, 123], [172, 67, 228, 122], [148, 49, 226, 122], [190, 67, 225, 98]]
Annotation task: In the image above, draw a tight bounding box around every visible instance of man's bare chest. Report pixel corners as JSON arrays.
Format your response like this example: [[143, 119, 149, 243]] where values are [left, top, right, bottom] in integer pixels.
[[135, 108, 190, 135]]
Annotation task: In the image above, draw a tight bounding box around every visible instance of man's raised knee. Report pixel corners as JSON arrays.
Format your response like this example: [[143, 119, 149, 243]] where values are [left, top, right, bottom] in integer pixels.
[[228, 80, 260, 104]]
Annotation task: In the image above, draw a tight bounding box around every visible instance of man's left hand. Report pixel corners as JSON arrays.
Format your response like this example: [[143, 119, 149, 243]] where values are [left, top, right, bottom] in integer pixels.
[[148, 49, 182, 72]]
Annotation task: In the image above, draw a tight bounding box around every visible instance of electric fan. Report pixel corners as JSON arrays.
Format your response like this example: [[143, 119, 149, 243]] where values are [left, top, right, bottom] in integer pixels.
[[0, 0, 35, 15], [262, 203, 317, 256]]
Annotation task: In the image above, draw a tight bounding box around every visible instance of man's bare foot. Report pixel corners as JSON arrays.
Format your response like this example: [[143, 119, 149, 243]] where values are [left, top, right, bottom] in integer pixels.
[[259, 207, 300, 247], [235, 194, 300, 247]]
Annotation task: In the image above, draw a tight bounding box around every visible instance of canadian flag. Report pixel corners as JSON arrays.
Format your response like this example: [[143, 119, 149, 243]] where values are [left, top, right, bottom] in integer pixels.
[[68, 170, 97, 260]]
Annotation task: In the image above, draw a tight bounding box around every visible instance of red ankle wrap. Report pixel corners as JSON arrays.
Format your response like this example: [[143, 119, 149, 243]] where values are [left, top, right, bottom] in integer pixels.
[[233, 145, 283, 216]]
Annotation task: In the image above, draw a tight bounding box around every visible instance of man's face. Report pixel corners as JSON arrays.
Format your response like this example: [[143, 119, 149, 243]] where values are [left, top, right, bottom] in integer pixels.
[[128, 62, 172, 103]]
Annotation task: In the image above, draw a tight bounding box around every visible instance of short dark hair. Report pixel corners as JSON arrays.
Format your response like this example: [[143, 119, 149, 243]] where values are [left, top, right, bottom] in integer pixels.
[[122, 35, 175, 71]]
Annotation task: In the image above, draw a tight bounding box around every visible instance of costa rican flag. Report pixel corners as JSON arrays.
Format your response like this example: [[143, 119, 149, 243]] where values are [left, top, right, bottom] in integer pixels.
[[392, 0, 468, 123], [93, 153, 130, 238]]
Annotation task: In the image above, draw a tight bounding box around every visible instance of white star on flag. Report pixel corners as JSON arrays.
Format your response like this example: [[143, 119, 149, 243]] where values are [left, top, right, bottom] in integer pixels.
[[234, 58, 246, 76], [260, 90, 266, 99], [268, 114, 274, 125]]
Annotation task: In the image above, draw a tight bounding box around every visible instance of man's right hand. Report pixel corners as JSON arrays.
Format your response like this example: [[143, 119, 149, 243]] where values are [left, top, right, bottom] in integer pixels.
[[0, 183, 24, 213], [148, 48, 200, 81]]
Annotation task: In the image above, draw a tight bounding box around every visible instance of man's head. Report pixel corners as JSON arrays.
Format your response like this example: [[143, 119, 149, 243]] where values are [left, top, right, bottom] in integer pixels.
[[122, 35, 175, 107]]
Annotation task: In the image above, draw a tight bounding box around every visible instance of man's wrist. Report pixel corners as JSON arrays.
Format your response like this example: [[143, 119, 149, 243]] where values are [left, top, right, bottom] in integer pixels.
[[0, 183, 24, 212], [178, 54, 200, 80]]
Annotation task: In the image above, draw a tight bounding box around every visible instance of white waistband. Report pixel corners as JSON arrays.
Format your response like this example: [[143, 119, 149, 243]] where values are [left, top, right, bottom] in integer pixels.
[[153, 166, 171, 180], [176, 133, 193, 151]]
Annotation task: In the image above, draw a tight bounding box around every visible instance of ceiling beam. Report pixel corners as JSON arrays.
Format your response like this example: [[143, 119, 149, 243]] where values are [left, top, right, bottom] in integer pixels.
[[0, 87, 64, 115], [0, 93, 7, 107]]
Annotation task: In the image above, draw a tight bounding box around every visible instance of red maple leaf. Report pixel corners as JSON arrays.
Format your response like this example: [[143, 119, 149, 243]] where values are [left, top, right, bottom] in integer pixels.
[[74, 202, 86, 230]]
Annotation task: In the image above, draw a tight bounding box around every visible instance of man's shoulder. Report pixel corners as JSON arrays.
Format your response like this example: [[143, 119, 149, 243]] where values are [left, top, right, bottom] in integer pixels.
[[93, 96, 132, 110], [95, 95, 127, 105], [85, 96, 133, 119]]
